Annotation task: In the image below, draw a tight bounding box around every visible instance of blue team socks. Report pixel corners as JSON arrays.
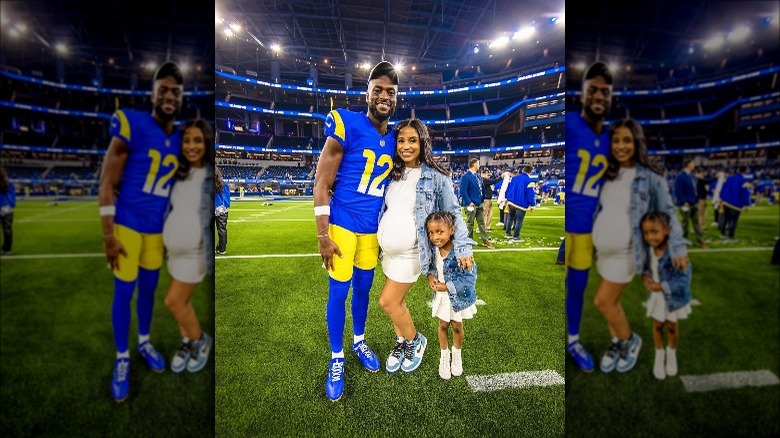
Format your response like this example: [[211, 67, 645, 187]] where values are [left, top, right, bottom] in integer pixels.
[[566, 267, 589, 337], [112, 277, 136, 353], [136, 267, 160, 337], [350, 267, 374, 338], [326, 277, 351, 354]]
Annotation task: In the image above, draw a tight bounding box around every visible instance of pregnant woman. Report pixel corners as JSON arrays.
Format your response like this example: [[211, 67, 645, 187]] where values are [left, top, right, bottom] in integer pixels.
[[377, 118, 474, 374]]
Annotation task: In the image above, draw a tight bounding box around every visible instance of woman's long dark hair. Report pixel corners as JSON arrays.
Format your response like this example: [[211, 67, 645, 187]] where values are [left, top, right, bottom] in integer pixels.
[[604, 118, 663, 180], [176, 119, 215, 180], [215, 165, 225, 193], [0, 164, 9, 194], [389, 118, 449, 181]]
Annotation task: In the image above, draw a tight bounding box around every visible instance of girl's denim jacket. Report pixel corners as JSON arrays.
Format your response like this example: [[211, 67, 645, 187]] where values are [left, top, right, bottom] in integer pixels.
[[435, 248, 478, 312], [625, 164, 688, 277], [378, 162, 475, 282], [648, 248, 692, 312]]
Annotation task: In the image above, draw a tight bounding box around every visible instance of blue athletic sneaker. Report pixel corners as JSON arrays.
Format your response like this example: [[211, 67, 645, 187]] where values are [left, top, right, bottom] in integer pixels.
[[187, 333, 213, 373], [401, 333, 427, 373], [137, 341, 165, 372], [352, 340, 380, 372], [567, 340, 595, 372], [325, 358, 345, 402], [385, 340, 405, 373], [616, 333, 642, 373], [599, 341, 621, 373], [111, 358, 130, 402]]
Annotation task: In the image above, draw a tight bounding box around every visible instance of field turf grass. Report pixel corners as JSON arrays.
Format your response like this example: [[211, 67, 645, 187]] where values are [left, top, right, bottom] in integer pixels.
[[215, 197, 566, 437], [565, 203, 780, 437], [0, 198, 214, 437]]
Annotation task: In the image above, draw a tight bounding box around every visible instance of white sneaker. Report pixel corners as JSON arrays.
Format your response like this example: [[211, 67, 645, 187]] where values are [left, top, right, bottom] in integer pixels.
[[439, 349, 451, 380], [653, 349, 666, 380], [496, 222, 504, 227], [665, 346, 678, 377], [451, 348, 463, 376]]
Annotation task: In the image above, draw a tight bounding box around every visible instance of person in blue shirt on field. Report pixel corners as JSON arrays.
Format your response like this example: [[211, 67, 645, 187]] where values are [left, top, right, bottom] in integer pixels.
[[0, 164, 16, 255], [99, 61, 183, 402], [719, 166, 752, 241], [504, 165, 536, 241], [215, 165, 231, 255], [459, 158, 494, 248], [674, 158, 706, 247]]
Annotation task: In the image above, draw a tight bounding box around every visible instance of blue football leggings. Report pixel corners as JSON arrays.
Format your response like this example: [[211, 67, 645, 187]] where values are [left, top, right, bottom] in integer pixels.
[[326, 267, 373, 353], [112, 267, 159, 353], [566, 267, 589, 338]]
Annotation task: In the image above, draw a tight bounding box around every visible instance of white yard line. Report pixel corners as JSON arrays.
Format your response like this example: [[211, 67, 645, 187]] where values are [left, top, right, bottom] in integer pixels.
[[680, 370, 780, 393], [2, 246, 773, 261], [466, 370, 564, 392]]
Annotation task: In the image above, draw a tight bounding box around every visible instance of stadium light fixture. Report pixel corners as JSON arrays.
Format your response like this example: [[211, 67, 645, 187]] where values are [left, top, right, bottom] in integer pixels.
[[473, 45, 479, 53], [550, 17, 558, 24], [362, 62, 371, 69], [55, 43, 67, 55], [688, 45, 695, 54], [726, 25, 750, 42], [271, 43, 281, 52], [512, 26, 535, 41], [14, 22, 27, 33], [703, 34, 725, 50], [179, 62, 190, 74], [230, 23, 240, 31], [223, 28, 234, 37], [491, 36, 510, 48]]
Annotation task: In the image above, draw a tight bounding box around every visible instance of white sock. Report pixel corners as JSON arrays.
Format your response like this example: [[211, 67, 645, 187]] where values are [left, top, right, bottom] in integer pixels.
[[138, 334, 150, 344], [612, 336, 620, 343], [452, 346, 462, 354], [567, 334, 579, 345], [331, 350, 345, 359], [182, 336, 191, 343], [116, 350, 130, 359], [353, 334, 365, 344], [397, 336, 404, 343], [655, 348, 664, 354], [441, 348, 449, 354]]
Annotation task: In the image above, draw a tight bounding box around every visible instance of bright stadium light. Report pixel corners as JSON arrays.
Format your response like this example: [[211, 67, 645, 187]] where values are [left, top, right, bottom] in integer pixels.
[[362, 62, 371, 69], [230, 23, 240, 31], [550, 17, 558, 24], [223, 28, 234, 37], [726, 25, 750, 42], [270, 43, 280, 52], [55, 43, 67, 55], [491, 36, 510, 49], [512, 26, 535, 41], [703, 34, 725, 50], [473, 45, 479, 53]]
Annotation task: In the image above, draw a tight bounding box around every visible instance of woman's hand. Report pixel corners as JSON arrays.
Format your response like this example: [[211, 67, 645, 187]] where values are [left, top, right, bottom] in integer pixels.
[[427, 274, 438, 290], [672, 255, 688, 272], [457, 255, 474, 272]]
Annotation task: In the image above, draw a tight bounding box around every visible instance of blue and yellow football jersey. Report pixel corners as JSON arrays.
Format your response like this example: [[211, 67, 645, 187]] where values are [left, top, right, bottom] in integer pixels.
[[325, 109, 394, 233], [564, 112, 610, 233], [110, 109, 180, 234]]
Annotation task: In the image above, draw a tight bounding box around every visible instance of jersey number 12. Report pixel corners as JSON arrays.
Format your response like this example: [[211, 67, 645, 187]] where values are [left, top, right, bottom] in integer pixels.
[[572, 150, 607, 197], [143, 149, 178, 197], [357, 150, 392, 197]]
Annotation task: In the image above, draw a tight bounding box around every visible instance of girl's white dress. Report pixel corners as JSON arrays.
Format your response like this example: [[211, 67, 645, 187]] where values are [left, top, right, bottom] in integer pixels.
[[646, 250, 693, 322], [593, 166, 637, 284], [163, 167, 206, 283], [431, 248, 477, 322], [378, 167, 422, 283]]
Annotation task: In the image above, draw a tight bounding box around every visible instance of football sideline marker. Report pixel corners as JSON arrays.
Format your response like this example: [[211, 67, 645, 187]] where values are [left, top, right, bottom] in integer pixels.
[[466, 370, 564, 392], [680, 370, 780, 393]]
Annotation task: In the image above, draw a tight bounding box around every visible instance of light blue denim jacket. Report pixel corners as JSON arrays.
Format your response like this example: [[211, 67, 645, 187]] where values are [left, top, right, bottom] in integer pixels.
[[378, 163, 475, 277], [438, 249, 478, 312], [627, 164, 688, 276], [648, 248, 692, 312]]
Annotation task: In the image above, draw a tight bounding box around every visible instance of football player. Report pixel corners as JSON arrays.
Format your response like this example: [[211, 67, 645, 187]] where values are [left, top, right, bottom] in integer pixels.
[[313, 61, 398, 401], [99, 62, 183, 401], [564, 61, 613, 372]]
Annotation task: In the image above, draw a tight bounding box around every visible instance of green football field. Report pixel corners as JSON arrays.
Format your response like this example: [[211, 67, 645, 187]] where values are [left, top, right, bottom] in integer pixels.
[[565, 203, 780, 437], [215, 197, 567, 437], [0, 198, 214, 437]]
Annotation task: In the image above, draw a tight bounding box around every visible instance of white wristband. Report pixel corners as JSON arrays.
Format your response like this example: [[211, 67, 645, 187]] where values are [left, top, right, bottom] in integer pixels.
[[99, 205, 116, 216], [314, 205, 330, 216]]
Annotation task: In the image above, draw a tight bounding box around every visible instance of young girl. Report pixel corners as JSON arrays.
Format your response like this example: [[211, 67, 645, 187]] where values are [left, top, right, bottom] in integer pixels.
[[163, 119, 215, 373], [425, 211, 478, 380], [640, 211, 692, 380]]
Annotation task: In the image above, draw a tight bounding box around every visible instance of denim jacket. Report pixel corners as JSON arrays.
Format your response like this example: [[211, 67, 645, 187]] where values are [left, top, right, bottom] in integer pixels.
[[650, 248, 692, 312], [436, 249, 478, 312], [378, 163, 475, 276], [629, 164, 688, 277]]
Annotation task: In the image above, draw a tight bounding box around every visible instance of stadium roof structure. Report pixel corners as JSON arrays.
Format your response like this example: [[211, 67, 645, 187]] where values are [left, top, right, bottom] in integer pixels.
[[566, 0, 780, 89], [216, 0, 565, 88], [0, 1, 215, 89]]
